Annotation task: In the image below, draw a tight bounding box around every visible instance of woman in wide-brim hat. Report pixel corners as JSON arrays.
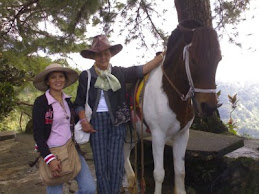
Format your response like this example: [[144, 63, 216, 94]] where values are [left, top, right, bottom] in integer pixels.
[[32, 63, 96, 194], [74, 34, 165, 194], [33, 63, 78, 91]]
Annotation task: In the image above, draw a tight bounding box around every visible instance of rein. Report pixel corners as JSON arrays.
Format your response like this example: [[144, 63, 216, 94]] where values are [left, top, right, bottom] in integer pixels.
[[162, 43, 217, 101], [131, 78, 146, 194]]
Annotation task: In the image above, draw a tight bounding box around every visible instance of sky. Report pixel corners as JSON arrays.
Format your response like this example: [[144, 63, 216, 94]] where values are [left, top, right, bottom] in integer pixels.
[[216, 0, 259, 83], [67, 0, 259, 84]]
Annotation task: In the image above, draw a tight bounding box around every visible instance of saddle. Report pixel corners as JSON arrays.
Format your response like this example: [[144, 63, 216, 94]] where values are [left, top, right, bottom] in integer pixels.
[[126, 74, 151, 134]]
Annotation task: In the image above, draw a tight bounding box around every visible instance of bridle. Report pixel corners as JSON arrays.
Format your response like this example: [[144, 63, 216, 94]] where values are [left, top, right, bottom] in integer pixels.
[[162, 43, 217, 102]]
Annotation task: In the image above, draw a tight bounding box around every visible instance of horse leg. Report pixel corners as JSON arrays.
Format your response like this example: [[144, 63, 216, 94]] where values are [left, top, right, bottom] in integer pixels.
[[123, 142, 137, 193], [152, 132, 166, 194], [172, 129, 189, 194]]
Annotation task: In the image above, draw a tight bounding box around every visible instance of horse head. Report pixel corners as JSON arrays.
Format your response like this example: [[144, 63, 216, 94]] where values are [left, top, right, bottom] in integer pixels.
[[163, 20, 222, 120], [188, 25, 222, 117]]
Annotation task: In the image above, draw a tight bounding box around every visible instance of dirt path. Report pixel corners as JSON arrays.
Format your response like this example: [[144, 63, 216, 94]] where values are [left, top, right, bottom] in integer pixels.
[[0, 133, 95, 194], [2, 132, 258, 194]]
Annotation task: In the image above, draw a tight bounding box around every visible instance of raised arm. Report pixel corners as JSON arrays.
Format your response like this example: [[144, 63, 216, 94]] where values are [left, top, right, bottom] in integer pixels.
[[142, 51, 165, 74]]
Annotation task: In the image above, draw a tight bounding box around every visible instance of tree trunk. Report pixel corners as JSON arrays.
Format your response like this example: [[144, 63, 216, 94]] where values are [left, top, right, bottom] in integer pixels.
[[174, 0, 212, 27]]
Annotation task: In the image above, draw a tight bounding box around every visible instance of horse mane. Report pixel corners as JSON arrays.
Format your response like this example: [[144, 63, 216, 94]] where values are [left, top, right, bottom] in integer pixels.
[[191, 27, 222, 68], [163, 19, 204, 69]]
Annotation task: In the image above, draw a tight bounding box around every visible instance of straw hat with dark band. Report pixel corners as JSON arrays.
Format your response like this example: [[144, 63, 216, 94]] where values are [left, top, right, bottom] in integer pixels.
[[80, 35, 123, 59], [33, 63, 78, 92]]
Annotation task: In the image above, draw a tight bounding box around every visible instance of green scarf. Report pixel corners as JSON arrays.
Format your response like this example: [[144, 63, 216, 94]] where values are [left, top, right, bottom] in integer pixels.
[[94, 64, 121, 91]]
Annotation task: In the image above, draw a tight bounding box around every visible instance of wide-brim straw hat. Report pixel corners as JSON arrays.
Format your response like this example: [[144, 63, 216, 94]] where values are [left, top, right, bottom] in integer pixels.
[[33, 63, 78, 92], [80, 35, 123, 59]]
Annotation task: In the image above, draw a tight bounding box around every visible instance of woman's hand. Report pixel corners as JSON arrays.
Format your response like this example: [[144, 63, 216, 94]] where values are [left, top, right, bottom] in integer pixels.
[[143, 50, 166, 74], [81, 120, 96, 133], [48, 159, 62, 177]]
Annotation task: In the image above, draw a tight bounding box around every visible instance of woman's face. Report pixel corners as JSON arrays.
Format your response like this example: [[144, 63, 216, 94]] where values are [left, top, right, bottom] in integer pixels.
[[46, 71, 66, 92], [94, 49, 112, 70]]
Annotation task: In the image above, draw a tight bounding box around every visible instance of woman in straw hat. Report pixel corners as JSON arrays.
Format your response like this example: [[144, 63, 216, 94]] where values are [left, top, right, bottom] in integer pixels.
[[74, 35, 165, 194], [32, 63, 96, 194]]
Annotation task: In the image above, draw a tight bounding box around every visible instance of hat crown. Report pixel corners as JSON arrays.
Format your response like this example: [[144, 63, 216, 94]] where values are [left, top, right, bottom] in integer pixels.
[[45, 63, 62, 71], [91, 35, 112, 52], [80, 34, 123, 59]]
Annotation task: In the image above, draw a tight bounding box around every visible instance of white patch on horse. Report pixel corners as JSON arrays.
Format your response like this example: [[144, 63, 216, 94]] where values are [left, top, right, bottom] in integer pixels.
[[124, 64, 194, 194]]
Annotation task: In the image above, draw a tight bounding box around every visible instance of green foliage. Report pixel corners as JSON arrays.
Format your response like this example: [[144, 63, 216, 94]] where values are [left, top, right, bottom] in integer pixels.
[[0, 52, 50, 130], [213, 0, 251, 44], [226, 122, 238, 135], [192, 112, 228, 133], [0, 57, 27, 122], [0, 58, 26, 86], [214, 0, 250, 25], [226, 93, 239, 135], [63, 82, 79, 103], [0, 0, 101, 54], [0, 82, 16, 122]]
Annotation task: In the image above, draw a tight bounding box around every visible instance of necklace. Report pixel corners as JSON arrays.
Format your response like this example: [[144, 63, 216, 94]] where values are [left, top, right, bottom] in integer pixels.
[[59, 101, 70, 120], [50, 91, 70, 120]]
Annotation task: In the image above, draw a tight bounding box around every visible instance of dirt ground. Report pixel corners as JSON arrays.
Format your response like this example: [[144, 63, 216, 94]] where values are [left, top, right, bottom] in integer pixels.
[[1, 132, 258, 194], [0, 133, 96, 194]]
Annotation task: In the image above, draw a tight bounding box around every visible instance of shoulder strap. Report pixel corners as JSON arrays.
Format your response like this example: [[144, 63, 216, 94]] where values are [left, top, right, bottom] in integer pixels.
[[86, 70, 91, 103]]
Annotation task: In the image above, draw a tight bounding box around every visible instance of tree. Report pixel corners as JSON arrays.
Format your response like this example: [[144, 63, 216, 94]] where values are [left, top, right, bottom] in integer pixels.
[[0, 57, 26, 122], [1, 0, 251, 56], [175, 0, 213, 26], [0, 0, 101, 54]]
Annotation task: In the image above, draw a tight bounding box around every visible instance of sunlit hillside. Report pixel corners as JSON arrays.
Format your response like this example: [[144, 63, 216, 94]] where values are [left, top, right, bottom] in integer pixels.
[[217, 80, 259, 139]]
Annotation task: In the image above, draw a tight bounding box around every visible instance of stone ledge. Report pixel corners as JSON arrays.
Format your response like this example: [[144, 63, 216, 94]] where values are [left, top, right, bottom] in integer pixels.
[[144, 129, 244, 156], [0, 131, 16, 141]]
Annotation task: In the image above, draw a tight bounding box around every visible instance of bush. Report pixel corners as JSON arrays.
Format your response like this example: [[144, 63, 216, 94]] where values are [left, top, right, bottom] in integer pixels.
[[0, 82, 16, 122]]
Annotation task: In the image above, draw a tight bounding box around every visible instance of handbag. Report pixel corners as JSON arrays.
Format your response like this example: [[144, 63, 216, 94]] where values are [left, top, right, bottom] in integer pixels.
[[74, 69, 92, 144], [39, 139, 81, 186]]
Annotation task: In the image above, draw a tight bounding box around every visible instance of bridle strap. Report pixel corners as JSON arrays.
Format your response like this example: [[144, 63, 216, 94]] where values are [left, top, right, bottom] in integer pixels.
[[183, 44, 194, 89], [183, 43, 217, 95], [162, 43, 217, 101], [161, 67, 185, 100]]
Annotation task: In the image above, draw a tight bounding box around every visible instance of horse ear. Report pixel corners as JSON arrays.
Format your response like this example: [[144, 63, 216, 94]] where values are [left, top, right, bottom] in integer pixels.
[[178, 19, 203, 29], [177, 24, 195, 32], [156, 52, 162, 56]]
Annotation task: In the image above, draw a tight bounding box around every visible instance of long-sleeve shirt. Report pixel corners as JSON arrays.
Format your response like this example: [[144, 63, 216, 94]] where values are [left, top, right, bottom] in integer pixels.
[[74, 65, 144, 126], [32, 91, 75, 164]]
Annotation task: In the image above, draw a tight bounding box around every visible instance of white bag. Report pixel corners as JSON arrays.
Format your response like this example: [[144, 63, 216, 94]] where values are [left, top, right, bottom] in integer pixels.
[[74, 70, 92, 144]]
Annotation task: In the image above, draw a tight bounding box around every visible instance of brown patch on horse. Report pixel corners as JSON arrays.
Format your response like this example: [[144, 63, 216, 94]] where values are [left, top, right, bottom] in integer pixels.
[[162, 21, 221, 129], [190, 27, 221, 88]]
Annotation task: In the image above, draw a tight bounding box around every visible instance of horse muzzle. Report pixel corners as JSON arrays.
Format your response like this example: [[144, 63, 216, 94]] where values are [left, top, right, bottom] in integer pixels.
[[192, 95, 218, 117]]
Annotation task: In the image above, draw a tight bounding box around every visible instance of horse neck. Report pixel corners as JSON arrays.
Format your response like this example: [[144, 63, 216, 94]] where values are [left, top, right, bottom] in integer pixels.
[[165, 53, 191, 95], [162, 60, 195, 129], [150, 63, 163, 81]]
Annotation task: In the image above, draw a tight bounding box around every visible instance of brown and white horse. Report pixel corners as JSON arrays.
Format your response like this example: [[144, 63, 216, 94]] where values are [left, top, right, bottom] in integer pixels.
[[123, 20, 222, 194]]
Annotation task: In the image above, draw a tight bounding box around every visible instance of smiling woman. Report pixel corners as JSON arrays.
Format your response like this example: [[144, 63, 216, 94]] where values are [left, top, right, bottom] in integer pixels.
[[46, 72, 66, 93], [32, 63, 96, 193]]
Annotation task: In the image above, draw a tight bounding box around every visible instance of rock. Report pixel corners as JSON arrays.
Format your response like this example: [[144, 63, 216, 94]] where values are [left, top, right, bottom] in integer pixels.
[[0, 131, 16, 141], [226, 147, 259, 159], [226, 138, 259, 159], [135, 135, 259, 194]]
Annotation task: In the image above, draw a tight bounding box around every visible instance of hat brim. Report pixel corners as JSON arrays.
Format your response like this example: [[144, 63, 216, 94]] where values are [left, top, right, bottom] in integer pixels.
[[33, 67, 78, 92], [80, 44, 123, 59]]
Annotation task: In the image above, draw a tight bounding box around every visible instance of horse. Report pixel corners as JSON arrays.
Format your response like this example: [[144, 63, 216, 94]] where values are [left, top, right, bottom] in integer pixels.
[[123, 20, 222, 194]]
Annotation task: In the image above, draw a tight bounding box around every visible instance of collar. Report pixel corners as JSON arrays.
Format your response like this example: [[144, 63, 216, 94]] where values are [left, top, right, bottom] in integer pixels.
[[45, 90, 71, 105], [90, 63, 113, 78]]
